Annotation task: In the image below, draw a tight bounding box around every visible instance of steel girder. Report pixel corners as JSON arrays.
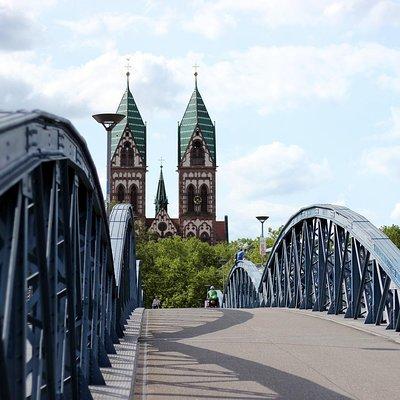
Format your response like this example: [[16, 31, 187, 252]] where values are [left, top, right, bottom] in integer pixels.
[[222, 260, 263, 308], [260, 204, 400, 332], [109, 204, 143, 336], [0, 111, 140, 400]]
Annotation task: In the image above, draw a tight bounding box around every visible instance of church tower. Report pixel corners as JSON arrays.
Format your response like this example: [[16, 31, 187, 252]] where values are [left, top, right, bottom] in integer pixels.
[[178, 71, 217, 243], [110, 70, 147, 219], [148, 165, 178, 238]]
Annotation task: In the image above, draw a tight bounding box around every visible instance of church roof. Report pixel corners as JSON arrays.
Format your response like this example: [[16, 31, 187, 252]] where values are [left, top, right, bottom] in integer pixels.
[[155, 166, 168, 214], [178, 76, 215, 163], [111, 76, 146, 162]]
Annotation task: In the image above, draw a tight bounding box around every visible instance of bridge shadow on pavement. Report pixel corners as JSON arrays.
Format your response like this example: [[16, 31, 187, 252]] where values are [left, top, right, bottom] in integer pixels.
[[134, 309, 353, 399]]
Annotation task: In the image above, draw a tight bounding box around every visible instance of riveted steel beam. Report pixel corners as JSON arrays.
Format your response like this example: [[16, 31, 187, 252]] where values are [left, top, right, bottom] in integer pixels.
[[0, 111, 141, 400]]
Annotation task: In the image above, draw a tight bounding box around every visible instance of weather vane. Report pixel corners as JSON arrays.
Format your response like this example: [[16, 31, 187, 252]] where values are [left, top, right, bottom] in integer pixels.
[[159, 156, 165, 168]]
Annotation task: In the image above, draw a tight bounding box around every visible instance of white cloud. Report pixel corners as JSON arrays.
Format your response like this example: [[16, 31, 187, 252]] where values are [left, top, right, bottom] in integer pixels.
[[0, 7, 45, 51], [361, 145, 400, 179], [0, 0, 56, 14], [58, 11, 174, 37], [379, 107, 400, 139], [200, 43, 400, 114], [1, 43, 400, 120], [0, 50, 184, 118], [219, 142, 330, 238], [53, 1, 400, 43], [181, 0, 400, 38], [359, 1, 400, 29], [221, 142, 331, 199], [226, 199, 298, 239], [391, 203, 400, 220], [182, 3, 236, 39]]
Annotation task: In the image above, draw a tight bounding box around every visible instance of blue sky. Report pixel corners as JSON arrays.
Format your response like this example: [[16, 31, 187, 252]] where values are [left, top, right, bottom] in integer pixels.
[[1, 0, 400, 238]]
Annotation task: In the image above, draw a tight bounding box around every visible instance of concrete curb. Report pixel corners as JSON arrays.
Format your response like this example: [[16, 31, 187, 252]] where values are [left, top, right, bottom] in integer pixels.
[[281, 308, 400, 345], [89, 307, 145, 400], [129, 307, 145, 399]]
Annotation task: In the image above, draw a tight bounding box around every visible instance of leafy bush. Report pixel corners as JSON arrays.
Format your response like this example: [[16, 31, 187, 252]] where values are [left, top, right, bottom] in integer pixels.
[[136, 227, 281, 308]]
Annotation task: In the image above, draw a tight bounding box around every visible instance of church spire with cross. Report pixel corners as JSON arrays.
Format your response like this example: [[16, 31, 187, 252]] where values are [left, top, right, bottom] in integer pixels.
[[155, 158, 168, 214], [178, 65, 216, 164], [109, 58, 147, 220], [111, 57, 146, 163]]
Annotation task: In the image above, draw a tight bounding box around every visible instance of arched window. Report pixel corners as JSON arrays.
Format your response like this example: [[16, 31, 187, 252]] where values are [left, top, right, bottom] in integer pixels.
[[121, 142, 134, 167], [130, 185, 138, 212], [190, 140, 205, 166], [200, 232, 210, 243], [117, 185, 125, 202], [187, 185, 195, 213], [200, 185, 208, 213]]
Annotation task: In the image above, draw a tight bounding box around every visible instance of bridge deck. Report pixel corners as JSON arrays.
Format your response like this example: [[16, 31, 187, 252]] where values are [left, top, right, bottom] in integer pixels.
[[134, 308, 400, 400]]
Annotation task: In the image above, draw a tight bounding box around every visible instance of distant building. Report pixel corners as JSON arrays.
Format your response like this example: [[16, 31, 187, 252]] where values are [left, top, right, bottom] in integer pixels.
[[109, 70, 228, 244], [110, 71, 147, 220]]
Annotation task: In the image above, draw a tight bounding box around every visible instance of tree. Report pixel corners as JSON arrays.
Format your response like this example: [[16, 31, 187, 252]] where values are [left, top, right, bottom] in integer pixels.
[[136, 227, 281, 308], [137, 236, 231, 308], [381, 225, 400, 249], [231, 226, 282, 265]]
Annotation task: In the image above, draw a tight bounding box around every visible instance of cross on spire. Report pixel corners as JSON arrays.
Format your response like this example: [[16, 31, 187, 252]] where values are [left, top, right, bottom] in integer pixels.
[[159, 156, 165, 168], [193, 63, 199, 87], [126, 57, 132, 87]]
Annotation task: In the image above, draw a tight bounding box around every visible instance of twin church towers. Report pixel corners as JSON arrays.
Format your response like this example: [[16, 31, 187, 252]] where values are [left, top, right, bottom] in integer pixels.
[[109, 69, 228, 243]]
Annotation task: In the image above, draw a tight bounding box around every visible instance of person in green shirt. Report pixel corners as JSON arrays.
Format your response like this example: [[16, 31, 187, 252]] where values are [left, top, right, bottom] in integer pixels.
[[207, 286, 219, 308]]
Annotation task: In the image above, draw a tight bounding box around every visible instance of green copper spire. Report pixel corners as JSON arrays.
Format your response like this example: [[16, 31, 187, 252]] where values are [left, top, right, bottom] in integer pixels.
[[155, 164, 168, 214], [111, 72, 146, 162], [178, 71, 215, 164]]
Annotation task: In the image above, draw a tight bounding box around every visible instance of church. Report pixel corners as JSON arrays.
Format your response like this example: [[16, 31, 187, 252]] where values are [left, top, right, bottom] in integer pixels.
[[108, 69, 228, 244]]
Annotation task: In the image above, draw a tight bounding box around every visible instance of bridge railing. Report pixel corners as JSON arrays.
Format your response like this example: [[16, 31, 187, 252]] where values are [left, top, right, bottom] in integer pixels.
[[260, 204, 400, 331], [0, 111, 141, 400], [223, 204, 400, 335], [222, 260, 263, 308]]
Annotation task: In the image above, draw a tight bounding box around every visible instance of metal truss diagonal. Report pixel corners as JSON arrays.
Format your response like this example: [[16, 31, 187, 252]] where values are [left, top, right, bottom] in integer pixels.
[[0, 111, 143, 400]]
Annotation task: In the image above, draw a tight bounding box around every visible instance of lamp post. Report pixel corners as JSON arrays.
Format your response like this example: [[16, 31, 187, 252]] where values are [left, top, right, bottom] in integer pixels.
[[92, 113, 125, 207], [256, 215, 269, 259]]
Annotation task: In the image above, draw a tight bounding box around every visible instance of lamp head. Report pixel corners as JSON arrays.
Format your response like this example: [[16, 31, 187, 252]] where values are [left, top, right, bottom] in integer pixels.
[[92, 113, 125, 131], [256, 216, 269, 224]]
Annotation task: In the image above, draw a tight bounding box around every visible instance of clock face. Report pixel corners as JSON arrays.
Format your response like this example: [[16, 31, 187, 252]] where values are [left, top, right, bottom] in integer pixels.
[[194, 195, 202, 205]]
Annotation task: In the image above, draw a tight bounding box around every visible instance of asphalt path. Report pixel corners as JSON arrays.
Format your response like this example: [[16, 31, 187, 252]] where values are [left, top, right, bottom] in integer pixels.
[[134, 308, 400, 399]]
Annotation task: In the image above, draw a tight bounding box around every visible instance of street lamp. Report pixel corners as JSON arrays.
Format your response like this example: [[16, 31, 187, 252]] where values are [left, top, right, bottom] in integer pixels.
[[92, 113, 125, 207], [256, 215, 269, 259]]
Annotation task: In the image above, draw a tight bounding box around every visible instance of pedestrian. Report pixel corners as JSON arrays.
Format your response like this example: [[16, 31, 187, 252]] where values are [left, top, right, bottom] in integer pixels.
[[235, 248, 245, 263], [152, 296, 161, 309]]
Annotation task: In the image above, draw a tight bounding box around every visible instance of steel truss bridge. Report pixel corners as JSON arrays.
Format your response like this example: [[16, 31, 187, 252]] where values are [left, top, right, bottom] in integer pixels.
[[223, 204, 400, 333], [0, 111, 142, 400], [1, 111, 400, 399]]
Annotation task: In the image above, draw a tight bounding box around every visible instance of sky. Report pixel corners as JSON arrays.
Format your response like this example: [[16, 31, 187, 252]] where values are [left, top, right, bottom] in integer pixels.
[[1, 0, 400, 239]]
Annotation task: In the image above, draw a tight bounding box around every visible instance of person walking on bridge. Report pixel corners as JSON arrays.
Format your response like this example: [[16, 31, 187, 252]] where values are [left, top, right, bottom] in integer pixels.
[[152, 296, 161, 309], [235, 248, 245, 263]]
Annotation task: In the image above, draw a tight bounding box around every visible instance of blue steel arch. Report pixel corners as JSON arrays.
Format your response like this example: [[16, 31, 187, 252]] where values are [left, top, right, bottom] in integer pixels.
[[109, 204, 142, 335], [223, 260, 262, 308], [0, 111, 141, 400], [260, 204, 400, 331]]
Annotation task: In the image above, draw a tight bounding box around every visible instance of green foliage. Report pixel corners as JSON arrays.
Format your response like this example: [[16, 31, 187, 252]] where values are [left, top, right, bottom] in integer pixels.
[[381, 225, 400, 249], [136, 226, 282, 308], [232, 227, 282, 265], [137, 236, 232, 308]]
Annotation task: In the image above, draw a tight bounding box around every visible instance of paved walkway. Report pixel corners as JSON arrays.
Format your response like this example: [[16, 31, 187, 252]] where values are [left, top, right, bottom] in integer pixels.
[[90, 308, 144, 400], [134, 308, 400, 400]]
